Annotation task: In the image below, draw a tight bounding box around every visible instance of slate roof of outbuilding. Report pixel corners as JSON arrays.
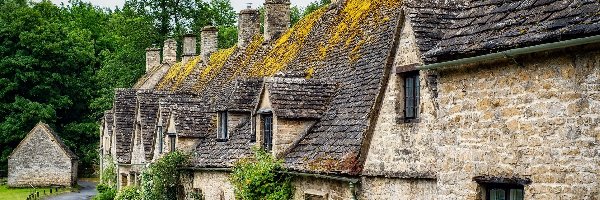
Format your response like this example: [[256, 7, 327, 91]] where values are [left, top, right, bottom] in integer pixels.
[[407, 0, 600, 63]]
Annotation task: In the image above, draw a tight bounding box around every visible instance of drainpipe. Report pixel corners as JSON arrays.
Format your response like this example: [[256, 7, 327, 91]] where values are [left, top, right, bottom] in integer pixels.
[[418, 35, 600, 70]]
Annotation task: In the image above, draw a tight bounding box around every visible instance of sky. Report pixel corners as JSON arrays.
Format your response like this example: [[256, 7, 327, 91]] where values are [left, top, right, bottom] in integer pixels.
[[49, 0, 315, 11]]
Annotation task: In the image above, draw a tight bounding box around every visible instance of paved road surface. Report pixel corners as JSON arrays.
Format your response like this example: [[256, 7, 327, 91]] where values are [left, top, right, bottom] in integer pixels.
[[45, 181, 97, 200]]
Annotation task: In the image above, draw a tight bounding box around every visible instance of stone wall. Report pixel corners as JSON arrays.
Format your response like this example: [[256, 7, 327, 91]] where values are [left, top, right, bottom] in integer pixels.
[[292, 176, 352, 200], [435, 47, 600, 199], [8, 128, 75, 187], [365, 36, 600, 199], [192, 171, 235, 200], [274, 119, 314, 157], [364, 17, 437, 178], [359, 177, 437, 199]]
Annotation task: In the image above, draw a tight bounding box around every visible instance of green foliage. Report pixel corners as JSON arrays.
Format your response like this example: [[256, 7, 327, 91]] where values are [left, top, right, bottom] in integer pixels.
[[141, 151, 190, 200], [115, 186, 141, 200], [94, 184, 117, 200], [303, 0, 331, 16], [230, 148, 293, 200], [0, 0, 239, 177], [100, 157, 117, 188], [0, 0, 107, 176]]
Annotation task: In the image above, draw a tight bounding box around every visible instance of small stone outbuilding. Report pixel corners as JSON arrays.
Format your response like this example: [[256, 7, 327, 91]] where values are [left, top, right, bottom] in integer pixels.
[[8, 122, 78, 187]]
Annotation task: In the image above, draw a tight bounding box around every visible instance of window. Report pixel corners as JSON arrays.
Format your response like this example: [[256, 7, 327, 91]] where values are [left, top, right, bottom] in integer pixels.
[[262, 114, 273, 151], [121, 174, 128, 187], [158, 125, 163, 153], [404, 72, 420, 120], [485, 184, 524, 200], [169, 134, 176, 152], [217, 112, 228, 141], [305, 193, 327, 200], [251, 116, 256, 142]]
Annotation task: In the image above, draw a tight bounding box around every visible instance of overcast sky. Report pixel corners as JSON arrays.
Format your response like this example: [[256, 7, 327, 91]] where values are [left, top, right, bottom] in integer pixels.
[[49, 0, 315, 11]]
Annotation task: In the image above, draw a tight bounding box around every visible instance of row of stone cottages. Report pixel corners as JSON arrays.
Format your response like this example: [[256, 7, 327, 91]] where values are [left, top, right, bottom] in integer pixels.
[[100, 0, 600, 199]]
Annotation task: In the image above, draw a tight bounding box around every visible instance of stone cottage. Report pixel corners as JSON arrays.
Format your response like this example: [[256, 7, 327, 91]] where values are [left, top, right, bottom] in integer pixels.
[[8, 122, 78, 187], [101, 0, 600, 199]]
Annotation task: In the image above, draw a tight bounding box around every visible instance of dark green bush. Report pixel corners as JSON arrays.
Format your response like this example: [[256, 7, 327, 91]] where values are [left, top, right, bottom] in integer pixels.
[[93, 185, 117, 200], [230, 148, 294, 200]]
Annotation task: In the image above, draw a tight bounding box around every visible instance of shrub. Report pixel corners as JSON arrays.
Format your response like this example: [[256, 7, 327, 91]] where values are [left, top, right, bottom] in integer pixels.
[[115, 186, 141, 200], [93, 185, 117, 200], [230, 148, 294, 200], [141, 151, 190, 200], [100, 157, 117, 188]]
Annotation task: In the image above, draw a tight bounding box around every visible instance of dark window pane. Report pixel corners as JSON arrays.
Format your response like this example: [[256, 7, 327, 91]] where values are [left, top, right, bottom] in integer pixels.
[[262, 114, 273, 151], [404, 73, 419, 119], [490, 189, 505, 200], [169, 136, 176, 152], [510, 189, 524, 200]]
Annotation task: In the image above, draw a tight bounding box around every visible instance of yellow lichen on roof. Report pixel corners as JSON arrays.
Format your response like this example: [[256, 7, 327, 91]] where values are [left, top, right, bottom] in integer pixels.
[[193, 47, 237, 91], [157, 62, 183, 90], [173, 56, 201, 90], [248, 6, 327, 77], [325, 0, 401, 60], [227, 35, 264, 81], [156, 56, 202, 91]]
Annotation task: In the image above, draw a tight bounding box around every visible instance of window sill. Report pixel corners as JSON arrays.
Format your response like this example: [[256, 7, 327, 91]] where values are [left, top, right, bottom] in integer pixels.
[[216, 139, 228, 142], [396, 117, 420, 124]]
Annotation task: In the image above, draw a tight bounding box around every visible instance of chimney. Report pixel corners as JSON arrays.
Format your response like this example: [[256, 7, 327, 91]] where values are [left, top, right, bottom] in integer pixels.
[[162, 39, 177, 64], [182, 33, 197, 63], [238, 4, 260, 48], [264, 0, 290, 42], [201, 26, 218, 63], [145, 46, 160, 73]]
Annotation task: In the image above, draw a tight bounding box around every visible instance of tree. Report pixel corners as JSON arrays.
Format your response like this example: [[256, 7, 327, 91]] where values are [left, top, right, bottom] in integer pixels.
[[0, 0, 107, 175]]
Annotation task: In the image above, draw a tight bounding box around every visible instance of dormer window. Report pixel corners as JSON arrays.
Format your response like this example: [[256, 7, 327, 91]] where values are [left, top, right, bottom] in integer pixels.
[[403, 71, 420, 121], [168, 133, 176, 152], [261, 113, 273, 151], [217, 112, 228, 141], [157, 125, 163, 153]]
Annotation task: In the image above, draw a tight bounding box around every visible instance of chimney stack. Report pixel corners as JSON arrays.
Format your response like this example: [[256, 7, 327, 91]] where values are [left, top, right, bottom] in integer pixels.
[[238, 4, 260, 48], [145, 46, 160, 73], [264, 0, 290, 42], [162, 39, 177, 64], [201, 26, 218, 63], [182, 33, 197, 63]]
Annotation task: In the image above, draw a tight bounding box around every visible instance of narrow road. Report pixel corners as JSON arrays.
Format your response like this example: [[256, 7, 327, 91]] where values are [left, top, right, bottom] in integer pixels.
[[45, 181, 97, 200]]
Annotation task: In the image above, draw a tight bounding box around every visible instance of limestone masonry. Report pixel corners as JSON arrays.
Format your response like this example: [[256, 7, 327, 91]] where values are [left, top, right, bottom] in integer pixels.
[[9, 122, 78, 187], [101, 0, 600, 199]]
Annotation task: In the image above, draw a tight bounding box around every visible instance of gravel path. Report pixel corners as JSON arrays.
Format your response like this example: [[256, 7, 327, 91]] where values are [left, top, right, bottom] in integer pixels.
[[45, 181, 97, 200]]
